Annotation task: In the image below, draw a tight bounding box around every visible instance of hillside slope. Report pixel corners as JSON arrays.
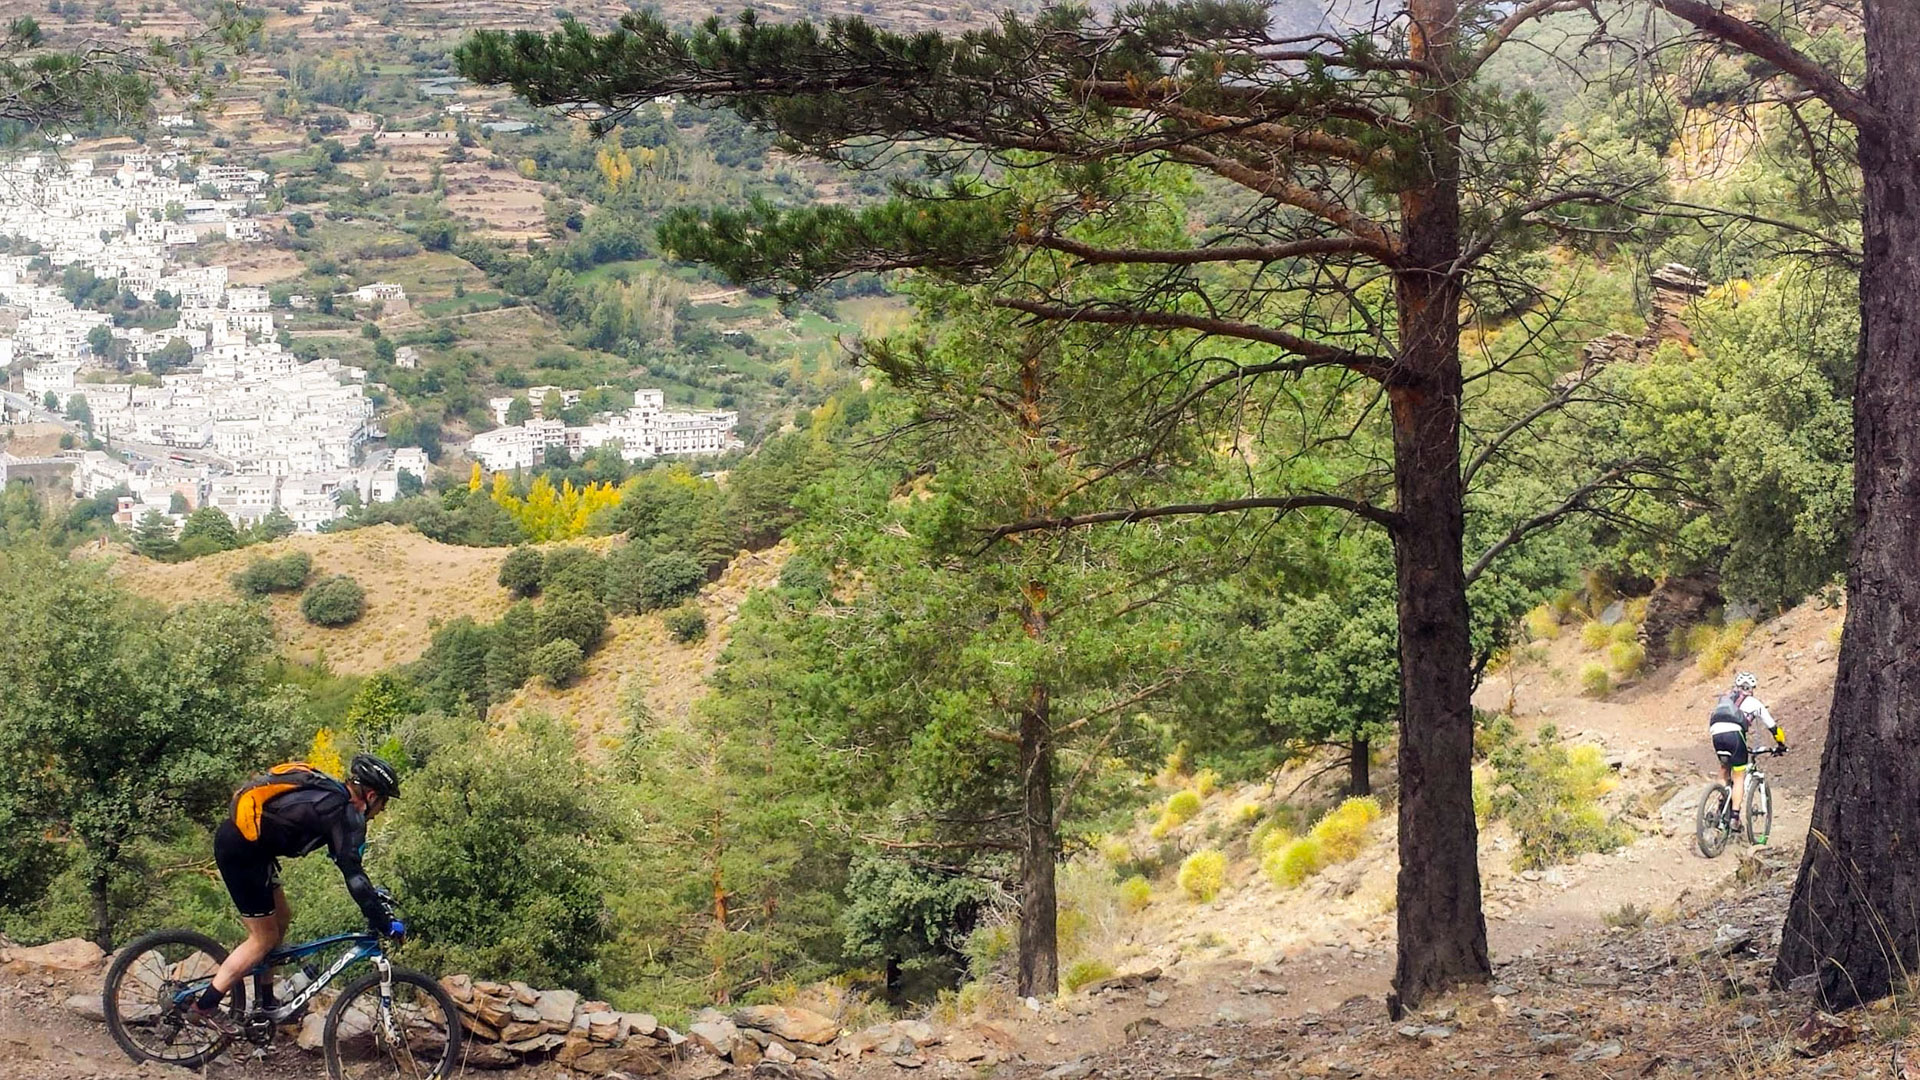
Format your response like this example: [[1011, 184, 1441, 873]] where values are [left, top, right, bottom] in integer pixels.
[[110, 524, 515, 675]]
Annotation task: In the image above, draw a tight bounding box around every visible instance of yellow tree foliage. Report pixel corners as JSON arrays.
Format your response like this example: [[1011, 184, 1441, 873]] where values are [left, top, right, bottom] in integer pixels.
[[469, 461, 484, 492], [596, 145, 636, 190], [308, 728, 345, 777], [486, 471, 621, 541]]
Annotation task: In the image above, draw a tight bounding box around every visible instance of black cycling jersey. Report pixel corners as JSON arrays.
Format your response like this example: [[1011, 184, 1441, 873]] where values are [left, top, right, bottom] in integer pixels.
[[249, 787, 387, 929]]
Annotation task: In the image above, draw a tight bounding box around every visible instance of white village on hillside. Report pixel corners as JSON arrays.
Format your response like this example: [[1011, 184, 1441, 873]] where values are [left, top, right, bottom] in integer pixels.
[[0, 152, 737, 533]]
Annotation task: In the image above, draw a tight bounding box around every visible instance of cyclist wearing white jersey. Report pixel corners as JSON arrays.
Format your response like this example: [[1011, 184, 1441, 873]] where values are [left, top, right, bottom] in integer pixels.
[[1708, 671, 1788, 824]]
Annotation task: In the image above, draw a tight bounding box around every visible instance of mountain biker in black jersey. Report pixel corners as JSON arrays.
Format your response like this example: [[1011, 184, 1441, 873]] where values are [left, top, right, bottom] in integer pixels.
[[1708, 670, 1788, 829], [185, 754, 404, 1035]]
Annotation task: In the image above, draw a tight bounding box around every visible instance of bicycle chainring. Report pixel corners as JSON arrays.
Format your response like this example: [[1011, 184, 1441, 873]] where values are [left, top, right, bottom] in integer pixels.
[[244, 1014, 277, 1046]]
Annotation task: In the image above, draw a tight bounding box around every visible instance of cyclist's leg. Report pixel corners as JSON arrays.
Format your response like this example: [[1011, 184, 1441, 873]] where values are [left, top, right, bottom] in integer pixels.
[[206, 826, 286, 1004], [252, 882, 291, 1006]]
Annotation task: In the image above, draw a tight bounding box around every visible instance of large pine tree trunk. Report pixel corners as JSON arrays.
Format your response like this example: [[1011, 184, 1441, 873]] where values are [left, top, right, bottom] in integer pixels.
[[1016, 676, 1058, 999], [1773, 4, 1920, 1010], [1389, 0, 1488, 1014]]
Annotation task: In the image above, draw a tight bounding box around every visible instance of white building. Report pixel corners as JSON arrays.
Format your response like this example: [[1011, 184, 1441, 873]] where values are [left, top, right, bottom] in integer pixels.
[[465, 391, 738, 470]]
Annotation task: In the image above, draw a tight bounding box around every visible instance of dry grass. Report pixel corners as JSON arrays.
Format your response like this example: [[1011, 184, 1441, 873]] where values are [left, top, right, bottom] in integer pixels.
[[490, 544, 791, 754], [110, 524, 514, 674]]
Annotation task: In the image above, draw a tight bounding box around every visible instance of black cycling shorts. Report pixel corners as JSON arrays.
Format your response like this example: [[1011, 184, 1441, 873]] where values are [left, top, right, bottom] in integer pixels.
[[1712, 730, 1750, 769], [213, 820, 284, 920]]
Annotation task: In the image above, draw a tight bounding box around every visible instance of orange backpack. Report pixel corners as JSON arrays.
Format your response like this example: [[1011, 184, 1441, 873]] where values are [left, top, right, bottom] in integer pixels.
[[231, 762, 347, 842]]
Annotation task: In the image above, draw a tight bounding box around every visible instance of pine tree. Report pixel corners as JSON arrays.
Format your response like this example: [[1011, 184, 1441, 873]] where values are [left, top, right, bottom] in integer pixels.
[[131, 509, 177, 560]]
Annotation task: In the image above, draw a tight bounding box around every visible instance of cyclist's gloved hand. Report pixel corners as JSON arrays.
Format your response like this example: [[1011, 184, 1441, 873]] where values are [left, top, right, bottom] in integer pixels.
[[385, 919, 407, 943]]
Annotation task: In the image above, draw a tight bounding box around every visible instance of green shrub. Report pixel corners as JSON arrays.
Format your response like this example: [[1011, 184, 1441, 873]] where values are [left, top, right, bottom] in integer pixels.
[[612, 550, 706, 613], [529, 639, 585, 688], [1579, 620, 1611, 649], [382, 716, 609, 987], [231, 551, 312, 596], [1193, 769, 1220, 798], [663, 604, 707, 644], [1264, 837, 1323, 888], [1177, 850, 1227, 902], [1062, 958, 1115, 993], [1579, 662, 1611, 698], [301, 575, 366, 627], [1233, 801, 1263, 825], [498, 546, 544, 598], [1608, 640, 1646, 679], [1624, 597, 1651, 624], [1118, 875, 1152, 912], [1608, 621, 1639, 645], [538, 589, 609, 653], [540, 546, 605, 598]]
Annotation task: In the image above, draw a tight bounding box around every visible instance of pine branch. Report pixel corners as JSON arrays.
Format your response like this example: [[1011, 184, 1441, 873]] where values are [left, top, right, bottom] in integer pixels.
[[991, 297, 1393, 377], [1649, 0, 1885, 133], [980, 495, 1406, 548]]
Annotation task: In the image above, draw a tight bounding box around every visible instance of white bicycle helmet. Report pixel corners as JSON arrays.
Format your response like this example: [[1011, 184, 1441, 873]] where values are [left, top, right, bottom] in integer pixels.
[[1733, 671, 1758, 692]]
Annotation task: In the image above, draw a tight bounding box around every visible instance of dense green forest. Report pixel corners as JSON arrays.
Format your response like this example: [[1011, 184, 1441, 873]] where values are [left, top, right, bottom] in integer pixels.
[[4, 0, 1905, 1023]]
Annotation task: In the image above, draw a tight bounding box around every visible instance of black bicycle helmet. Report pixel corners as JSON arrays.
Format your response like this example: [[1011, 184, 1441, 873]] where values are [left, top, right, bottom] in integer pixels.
[[348, 753, 402, 800]]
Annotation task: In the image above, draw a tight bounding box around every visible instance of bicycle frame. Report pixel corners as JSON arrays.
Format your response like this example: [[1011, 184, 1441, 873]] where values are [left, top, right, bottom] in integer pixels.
[[166, 931, 386, 1025]]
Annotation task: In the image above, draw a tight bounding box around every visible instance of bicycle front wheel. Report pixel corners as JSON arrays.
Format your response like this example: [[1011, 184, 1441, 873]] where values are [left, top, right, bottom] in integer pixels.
[[323, 967, 463, 1080], [102, 929, 244, 1069], [1746, 777, 1773, 845], [1696, 784, 1733, 858]]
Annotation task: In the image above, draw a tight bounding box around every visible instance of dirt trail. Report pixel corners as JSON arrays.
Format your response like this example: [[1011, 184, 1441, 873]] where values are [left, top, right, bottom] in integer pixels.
[[964, 599, 1844, 1066]]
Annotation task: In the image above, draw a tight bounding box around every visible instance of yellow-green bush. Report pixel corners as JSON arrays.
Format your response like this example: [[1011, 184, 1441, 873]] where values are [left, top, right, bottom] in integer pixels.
[[1177, 850, 1228, 902], [1608, 640, 1646, 679], [1580, 620, 1611, 649], [1194, 769, 1220, 798], [1680, 623, 1720, 659], [1264, 836, 1324, 888], [1311, 797, 1382, 862], [1261, 797, 1382, 889], [1481, 728, 1631, 870], [1249, 820, 1294, 859], [1608, 621, 1639, 645], [1472, 764, 1496, 825], [1098, 836, 1132, 868], [1119, 875, 1152, 912], [1233, 801, 1263, 825], [1624, 597, 1651, 624], [1549, 590, 1579, 618], [1828, 621, 1844, 648], [1580, 662, 1611, 698], [1698, 619, 1755, 677], [1523, 604, 1560, 641], [1062, 959, 1115, 993], [1149, 788, 1204, 838]]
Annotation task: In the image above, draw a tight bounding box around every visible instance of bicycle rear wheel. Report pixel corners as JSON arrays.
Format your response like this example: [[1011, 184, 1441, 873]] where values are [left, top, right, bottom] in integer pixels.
[[323, 967, 463, 1080], [102, 929, 245, 1068], [1695, 784, 1733, 858], [1746, 776, 1773, 845]]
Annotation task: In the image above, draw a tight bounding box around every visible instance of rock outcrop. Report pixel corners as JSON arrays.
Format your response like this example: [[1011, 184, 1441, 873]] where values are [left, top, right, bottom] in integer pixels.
[[442, 974, 675, 1075]]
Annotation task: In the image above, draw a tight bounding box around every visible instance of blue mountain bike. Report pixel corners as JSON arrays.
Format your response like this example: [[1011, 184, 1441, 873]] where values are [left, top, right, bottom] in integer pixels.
[[102, 921, 462, 1079]]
